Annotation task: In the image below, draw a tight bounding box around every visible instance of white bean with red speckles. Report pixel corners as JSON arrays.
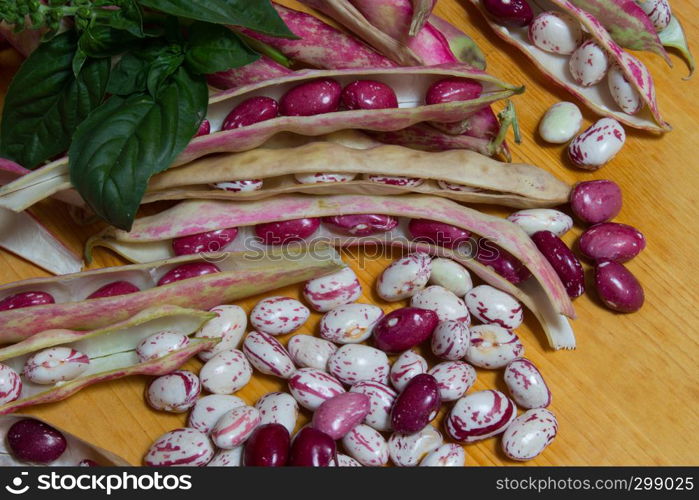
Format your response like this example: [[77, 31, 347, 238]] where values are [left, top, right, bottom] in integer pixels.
[[188, 395, 246, 435], [0, 364, 22, 405], [419, 443, 465, 466], [411, 286, 470, 324], [295, 172, 357, 184], [23, 347, 90, 384], [388, 425, 443, 467], [430, 320, 470, 360], [255, 392, 299, 434], [568, 117, 626, 170], [389, 350, 427, 392], [287, 334, 337, 371], [504, 358, 552, 409], [242, 330, 296, 379], [365, 174, 424, 187], [287, 368, 345, 410], [427, 361, 476, 402], [333, 454, 363, 467], [328, 344, 390, 386], [376, 252, 431, 301], [465, 285, 523, 330], [211, 406, 261, 449], [208, 446, 243, 466], [342, 424, 389, 466], [466, 324, 524, 369], [502, 408, 558, 461], [507, 209, 573, 237], [319, 303, 384, 344], [146, 370, 200, 413], [607, 65, 643, 115], [199, 349, 252, 394], [350, 380, 397, 432], [144, 428, 214, 466], [445, 390, 517, 443], [195, 305, 247, 362], [136, 330, 190, 362], [528, 11, 583, 55], [437, 180, 480, 192], [428, 258, 473, 296], [212, 179, 263, 192], [303, 267, 362, 313], [250, 296, 309, 336]]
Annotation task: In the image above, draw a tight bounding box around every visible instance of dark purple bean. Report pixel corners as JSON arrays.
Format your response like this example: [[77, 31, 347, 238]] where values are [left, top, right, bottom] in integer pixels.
[[312, 392, 370, 440], [255, 218, 321, 245], [7, 419, 67, 464], [342, 80, 398, 110], [322, 214, 398, 236], [425, 78, 483, 105], [594, 259, 644, 313], [172, 228, 239, 256], [288, 427, 337, 467], [483, 0, 534, 27], [531, 231, 585, 298], [223, 96, 279, 130], [195, 119, 211, 137], [280, 79, 342, 117], [373, 307, 439, 353], [243, 423, 290, 467], [390, 374, 441, 434], [157, 262, 220, 286], [579, 222, 646, 263], [87, 281, 140, 299], [0, 291, 55, 311], [570, 180, 622, 224], [475, 240, 532, 284], [408, 219, 471, 249]]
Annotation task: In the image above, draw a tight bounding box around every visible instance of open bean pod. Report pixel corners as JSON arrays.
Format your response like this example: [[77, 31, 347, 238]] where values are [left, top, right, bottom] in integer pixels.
[[88, 194, 576, 350], [0, 306, 216, 414], [0, 247, 344, 342], [0, 414, 129, 465], [469, 0, 669, 131], [144, 141, 570, 208]]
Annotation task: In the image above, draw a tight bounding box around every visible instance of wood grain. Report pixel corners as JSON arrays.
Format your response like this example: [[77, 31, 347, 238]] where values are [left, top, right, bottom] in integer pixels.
[[1, 0, 697, 466]]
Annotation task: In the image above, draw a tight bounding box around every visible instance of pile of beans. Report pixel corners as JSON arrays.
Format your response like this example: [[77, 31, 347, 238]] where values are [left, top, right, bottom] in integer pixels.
[[139, 253, 559, 467], [482, 0, 645, 116]]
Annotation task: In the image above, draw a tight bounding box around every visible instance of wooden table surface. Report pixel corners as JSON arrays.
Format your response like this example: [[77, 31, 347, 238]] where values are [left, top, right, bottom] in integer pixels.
[[0, 0, 697, 466]]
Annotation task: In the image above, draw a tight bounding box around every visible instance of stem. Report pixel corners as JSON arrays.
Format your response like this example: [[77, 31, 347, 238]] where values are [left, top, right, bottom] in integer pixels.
[[235, 30, 293, 68], [489, 101, 520, 160]]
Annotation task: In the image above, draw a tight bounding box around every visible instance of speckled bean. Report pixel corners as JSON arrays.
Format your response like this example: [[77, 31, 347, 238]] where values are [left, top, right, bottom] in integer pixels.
[[427, 361, 476, 402], [136, 330, 190, 362], [410, 286, 470, 324], [425, 78, 483, 104], [365, 175, 424, 187], [255, 392, 299, 434], [342, 80, 398, 110], [328, 344, 390, 385], [287, 334, 338, 371], [243, 330, 296, 379], [280, 78, 342, 116], [288, 368, 345, 411], [255, 218, 321, 245], [389, 350, 428, 392], [507, 209, 573, 237], [250, 296, 309, 336], [475, 242, 532, 284], [146, 370, 200, 413], [195, 305, 247, 362], [211, 406, 261, 449], [0, 363, 21, 405], [445, 390, 517, 443], [377, 252, 432, 301], [528, 11, 583, 55], [419, 443, 465, 467], [87, 281, 140, 299], [23, 347, 90, 384], [570, 180, 623, 225], [531, 231, 585, 298], [568, 118, 626, 170], [594, 259, 644, 313], [319, 303, 384, 344], [199, 349, 252, 395], [504, 358, 552, 409], [188, 394, 246, 435], [312, 392, 370, 440], [388, 425, 443, 467], [466, 324, 524, 369], [465, 285, 524, 329], [579, 222, 646, 262], [0, 291, 55, 311], [430, 320, 470, 360], [608, 64, 643, 115], [172, 228, 238, 256], [428, 258, 473, 296], [342, 424, 389, 466], [144, 428, 214, 467], [502, 408, 558, 461], [208, 446, 243, 467], [223, 96, 279, 129], [303, 267, 362, 312], [157, 262, 220, 286], [350, 380, 397, 432], [408, 219, 471, 249], [373, 307, 439, 353], [295, 172, 357, 184], [322, 214, 399, 236], [569, 40, 609, 87], [391, 374, 441, 434], [213, 179, 263, 192]]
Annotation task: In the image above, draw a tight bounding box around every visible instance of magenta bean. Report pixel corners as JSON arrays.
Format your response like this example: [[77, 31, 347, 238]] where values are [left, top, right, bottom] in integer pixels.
[[280, 79, 342, 117], [312, 392, 370, 440], [0, 291, 54, 311], [372, 307, 439, 353], [223, 96, 279, 130], [391, 374, 441, 435], [425, 78, 483, 105], [243, 423, 290, 467], [408, 219, 471, 248], [483, 0, 534, 26], [322, 214, 398, 236], [86, 281, 140, 299], [7, 419, 67, 464], [579, 223, 646, 263], [570, 180, 622, 225], [594, 259, 644, 313], [195, 119, 210, 137], [78, 459, 100, 466], [157, 262, 220, 286], [342, 80, 398, 110], [531, 231, 585, 298], [255, 218, 320, 245], [172, 228, 239, 256], [475, 240, 532, 284], [289, 427, 337, 467]]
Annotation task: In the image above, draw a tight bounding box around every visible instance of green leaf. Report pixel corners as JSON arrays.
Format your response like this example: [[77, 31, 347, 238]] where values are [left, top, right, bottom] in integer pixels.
[[185, 22, 259, 75], [98, 0, 145, 38], [137, 0, 296, 37], [0, 31, 110, 169], [69, 67, 208, 230], [146, 48, 185, 97], [78, 24, 141, 58], [106, 41, 177, 95]]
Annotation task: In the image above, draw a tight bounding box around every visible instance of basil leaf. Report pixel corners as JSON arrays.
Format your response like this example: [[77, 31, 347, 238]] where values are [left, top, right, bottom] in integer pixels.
[[146, 48, 185, 97], [185, 22, 259, 75], [0, 31, 110, 168], [137, 0, 295, 37], [107, 41, 175, 95], [69, 67, 208, 230], [78, 24, 141, 58], [99, 0, 145, 37]]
